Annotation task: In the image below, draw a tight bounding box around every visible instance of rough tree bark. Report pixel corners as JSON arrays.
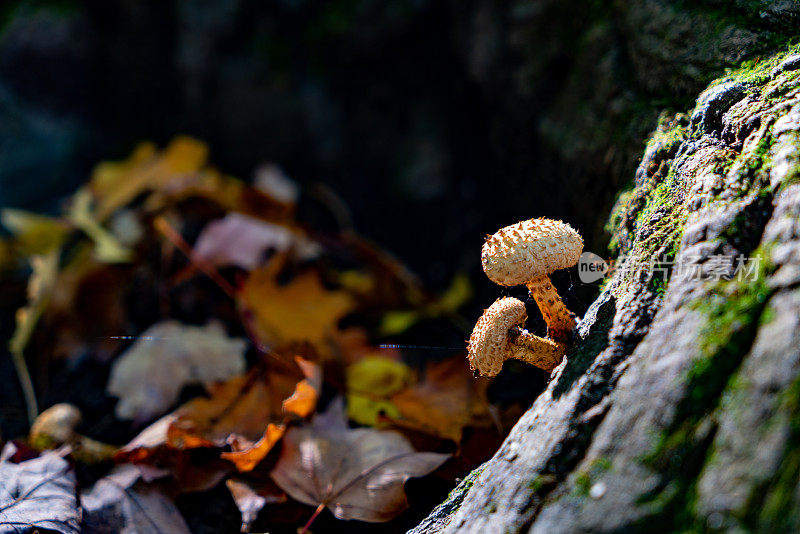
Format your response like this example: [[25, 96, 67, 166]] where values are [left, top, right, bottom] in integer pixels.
[[413, 20, 800, 534]]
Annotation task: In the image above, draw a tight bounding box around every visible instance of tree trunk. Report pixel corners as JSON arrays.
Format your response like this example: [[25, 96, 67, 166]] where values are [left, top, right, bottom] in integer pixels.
[[413, 16, 800, 534]]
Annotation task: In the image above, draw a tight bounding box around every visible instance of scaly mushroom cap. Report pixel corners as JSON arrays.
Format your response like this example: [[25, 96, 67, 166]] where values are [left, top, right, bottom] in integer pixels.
[[468, 297, 527, 377], [481, 218, 583, 286]]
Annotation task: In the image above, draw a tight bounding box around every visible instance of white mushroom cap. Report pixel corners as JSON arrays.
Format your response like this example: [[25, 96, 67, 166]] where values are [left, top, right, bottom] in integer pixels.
[[468, 297, 527, 377], [481, 218, 583, 286], [30, 403, 82, 447]]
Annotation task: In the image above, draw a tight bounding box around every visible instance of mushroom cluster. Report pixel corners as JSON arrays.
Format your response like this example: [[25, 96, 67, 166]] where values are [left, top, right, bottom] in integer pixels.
[[468, 218, 583, 377]]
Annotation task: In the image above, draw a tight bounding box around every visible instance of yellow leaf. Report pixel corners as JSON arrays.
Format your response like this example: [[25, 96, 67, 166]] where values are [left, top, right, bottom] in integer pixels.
[[239, 258, 354, 353], [378, 273, 471, 336], [90, 137, 208, 220], [437, 272, 472, 312], [67, 188, 133, 263], [9, 250, 60, 356], [345, 356, 410, 427], [1, 209, 69, 255], [346, 356, 411, 397], [346, 394, 401, 427], [378, 310, 421, 336]]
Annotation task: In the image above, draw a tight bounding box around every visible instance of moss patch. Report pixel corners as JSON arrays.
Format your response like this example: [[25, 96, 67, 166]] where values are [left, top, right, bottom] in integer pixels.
[[572, 457, 612, 497], [637, 244, 774, 530]]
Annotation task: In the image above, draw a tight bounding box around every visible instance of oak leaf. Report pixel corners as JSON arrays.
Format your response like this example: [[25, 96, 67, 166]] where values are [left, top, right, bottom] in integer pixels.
[[270, 399, 449, 523]]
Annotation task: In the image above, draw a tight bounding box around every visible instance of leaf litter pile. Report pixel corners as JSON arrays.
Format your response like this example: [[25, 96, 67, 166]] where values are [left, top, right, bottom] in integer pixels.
[[0, 138, 529, 533]]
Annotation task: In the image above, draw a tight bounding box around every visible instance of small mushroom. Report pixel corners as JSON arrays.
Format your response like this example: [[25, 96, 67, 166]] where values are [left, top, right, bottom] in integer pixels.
[[468, 297, 567, 377], [481, 218, 583, 341], [30, 403, 117, 463]]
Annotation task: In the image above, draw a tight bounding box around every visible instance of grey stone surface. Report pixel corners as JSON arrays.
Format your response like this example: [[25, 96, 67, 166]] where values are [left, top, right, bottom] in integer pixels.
[[412, 44, 800, 534]]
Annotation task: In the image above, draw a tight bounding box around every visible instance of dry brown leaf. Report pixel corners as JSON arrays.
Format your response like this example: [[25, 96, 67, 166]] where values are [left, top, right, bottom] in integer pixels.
[[270, 399, 450, 523], [114, 415, 176, 464], [167, 358, 318, 452], [389, 356, 492, 443], [114, 415, 231, 493], [167, 372, 276, 449], [239, 258, 355, 354], [107, 321, 247, 423]]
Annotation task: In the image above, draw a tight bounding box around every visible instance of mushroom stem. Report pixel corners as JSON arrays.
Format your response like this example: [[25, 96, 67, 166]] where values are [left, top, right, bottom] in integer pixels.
[[508, 326, 567, 371], [30, 403, 117, 463], [526, 275, 577, 342]]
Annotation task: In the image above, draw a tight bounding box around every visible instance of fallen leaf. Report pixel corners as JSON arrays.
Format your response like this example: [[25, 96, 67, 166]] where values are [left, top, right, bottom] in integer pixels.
[[270, 399, 449, 523], [379, 273, 471, 336], [227, 477, 287, 533], [67, 188, 133, 263], [239, 258, 355, 354], [167, 372, 270, 449], [389, 356, 492, 443], [346, 395, 402, 428], [144, 166, 295, 224], [115, 415, 177, 464], [90, 137, 206, 220], [0, 208, 69, 255], [193, 213, 319, 270], [437, 272, 472, 313], [0, 444, 80, 534], [81, 464, 191, 534], [221, 424, 285, 473], [107, 321, 247, 423], [9, 250, 60, 357], [167, 357, 317, 454], [282, 357, 323, 419], [378, 310, 422, 336], [345, 356, 411, 427], [114, 416, 231, 493], [253, 164, 299, 205], [41, 243, 129, 362]]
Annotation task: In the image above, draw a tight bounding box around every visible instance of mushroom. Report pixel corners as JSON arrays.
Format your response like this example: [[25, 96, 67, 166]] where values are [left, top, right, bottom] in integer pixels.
[[481, 218, 583, 341], [468, 297, 567, 377], [29, 403, 117, 463]]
